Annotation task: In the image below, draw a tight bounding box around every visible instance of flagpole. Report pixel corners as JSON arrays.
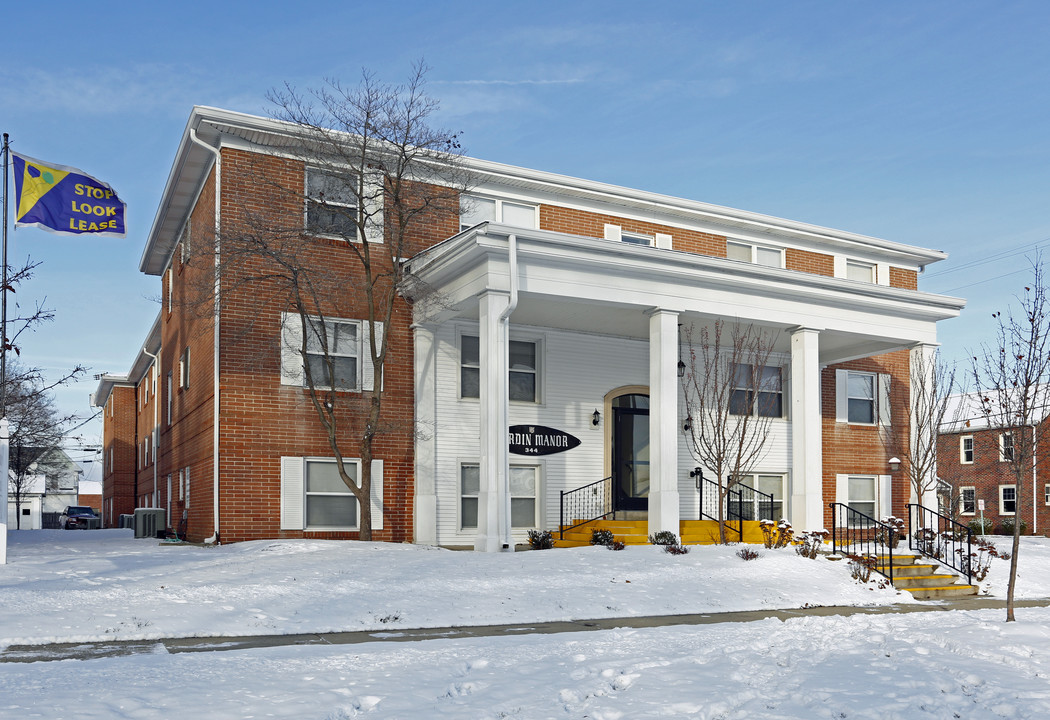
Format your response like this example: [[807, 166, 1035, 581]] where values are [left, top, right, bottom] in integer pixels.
[[1, 133, 9, 565]]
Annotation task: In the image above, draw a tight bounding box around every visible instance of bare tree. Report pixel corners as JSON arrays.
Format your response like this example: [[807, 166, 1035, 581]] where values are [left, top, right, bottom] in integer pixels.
[[680, 320, 780, 544], [192, 62, 468, 540], [970, 260, 1050, 622]]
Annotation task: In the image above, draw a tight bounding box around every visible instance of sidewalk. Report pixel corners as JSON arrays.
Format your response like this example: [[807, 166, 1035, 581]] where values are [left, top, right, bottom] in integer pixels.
[[4, 595, 1047, 664]]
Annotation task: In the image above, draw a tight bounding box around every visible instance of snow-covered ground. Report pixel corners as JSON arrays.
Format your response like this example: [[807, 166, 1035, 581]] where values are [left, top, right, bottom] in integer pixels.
[[2, 530, 1049, 719]]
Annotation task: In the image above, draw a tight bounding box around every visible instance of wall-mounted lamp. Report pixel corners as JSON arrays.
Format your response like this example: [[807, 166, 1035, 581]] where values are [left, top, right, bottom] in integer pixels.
[[677, 323, 686, 377], [683, 416, 692, 432], [677, 360, 686, 378], [592, 409, 601, 426], [888, 457, 902, 472]]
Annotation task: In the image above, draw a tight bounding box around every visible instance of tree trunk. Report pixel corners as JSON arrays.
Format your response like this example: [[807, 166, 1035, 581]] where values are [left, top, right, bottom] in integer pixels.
[[1006, 516, 1021, 621]]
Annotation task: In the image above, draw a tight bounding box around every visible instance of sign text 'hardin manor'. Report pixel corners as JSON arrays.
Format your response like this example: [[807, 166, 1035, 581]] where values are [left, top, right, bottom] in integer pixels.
[[509, 425, 582, 456]]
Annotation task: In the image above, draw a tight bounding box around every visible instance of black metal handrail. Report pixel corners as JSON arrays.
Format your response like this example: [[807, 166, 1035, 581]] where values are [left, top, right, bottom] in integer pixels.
[[693, 468, 775, 541], [907, 503, 974, 585], [829, 503, 895, 583], [559, 476, 614, 539]]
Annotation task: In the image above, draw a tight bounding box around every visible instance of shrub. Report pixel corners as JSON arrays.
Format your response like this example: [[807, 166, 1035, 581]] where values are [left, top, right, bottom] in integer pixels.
[[664, 543, 690, 555], [846, 554, 876, 583], [968, 518, 994, 536], [649, 530, 679, 546], [999, 518, 1028, 536], [795, 530, 828, 559], [608, 540, 626, 551], [737, 547, 761, 561], [877, 516, 905, 549], [591, 528, 615, 546], [760, 519, 793, 549], [527, 529, 555, 550]]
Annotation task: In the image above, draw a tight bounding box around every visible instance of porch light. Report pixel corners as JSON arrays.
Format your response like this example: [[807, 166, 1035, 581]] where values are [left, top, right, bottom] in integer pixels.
[[888, 457, 902, 472], [592, 409, 601, 426], [677, 359, 686, 378], [683, 416, 692, 432]]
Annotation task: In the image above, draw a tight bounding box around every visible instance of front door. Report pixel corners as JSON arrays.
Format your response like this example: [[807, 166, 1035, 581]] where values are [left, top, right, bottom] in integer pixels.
[[612, 394, 650, 511]]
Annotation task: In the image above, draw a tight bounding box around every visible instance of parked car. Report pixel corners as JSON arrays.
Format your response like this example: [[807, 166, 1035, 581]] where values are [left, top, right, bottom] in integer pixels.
[[61, 506, 99, 530]]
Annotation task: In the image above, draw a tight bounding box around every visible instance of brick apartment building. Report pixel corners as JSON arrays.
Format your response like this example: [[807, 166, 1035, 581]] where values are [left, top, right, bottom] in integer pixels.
[[91, 106, 965, 547]]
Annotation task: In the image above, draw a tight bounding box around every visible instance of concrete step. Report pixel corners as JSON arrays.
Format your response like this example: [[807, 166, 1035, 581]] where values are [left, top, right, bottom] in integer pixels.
[[903, 584, 979, 600], [891, 574, 961, 589], [876, 563, 939, 578]]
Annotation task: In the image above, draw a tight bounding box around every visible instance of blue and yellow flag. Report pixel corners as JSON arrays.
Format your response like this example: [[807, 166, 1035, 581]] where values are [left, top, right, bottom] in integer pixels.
[[11, 152, 126, 237]]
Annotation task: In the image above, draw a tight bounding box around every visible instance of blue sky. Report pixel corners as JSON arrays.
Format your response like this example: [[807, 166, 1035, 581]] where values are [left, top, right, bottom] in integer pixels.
[[2, 1, 1049, 461]]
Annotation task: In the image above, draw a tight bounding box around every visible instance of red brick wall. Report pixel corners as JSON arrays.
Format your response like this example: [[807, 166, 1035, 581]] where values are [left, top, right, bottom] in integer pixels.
[[540, 205, 727, 257], [101, 385, 137, 526], [785, 248, 834, 276], [889, 267, 918, 290]]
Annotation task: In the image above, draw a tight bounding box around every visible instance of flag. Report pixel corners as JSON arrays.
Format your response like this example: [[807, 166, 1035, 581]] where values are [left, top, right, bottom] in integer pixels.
[[11, 152, 126, 237]]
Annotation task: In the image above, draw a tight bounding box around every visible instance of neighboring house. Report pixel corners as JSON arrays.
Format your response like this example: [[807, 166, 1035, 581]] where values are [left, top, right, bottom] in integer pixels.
[[938, 394, 1050, 536], [6, 448, 82, 529], [91, 106, 964, 547]]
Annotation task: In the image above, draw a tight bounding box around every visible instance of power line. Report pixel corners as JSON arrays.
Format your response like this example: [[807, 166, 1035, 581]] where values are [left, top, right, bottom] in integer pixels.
[[924, 237, 1050, 279]]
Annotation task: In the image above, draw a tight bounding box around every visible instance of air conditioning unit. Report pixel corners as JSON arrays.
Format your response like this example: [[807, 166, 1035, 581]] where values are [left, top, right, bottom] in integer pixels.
[[118, 514, 135, 529], [133, 508, 167, 539]]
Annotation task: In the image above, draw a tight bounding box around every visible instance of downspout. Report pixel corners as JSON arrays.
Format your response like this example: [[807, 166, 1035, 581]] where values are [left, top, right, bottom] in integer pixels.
[[188, 127, 221, 544], [1032, 424, 1038, 535], [142, 348, 159, 512], [497, 234, 518, 551]]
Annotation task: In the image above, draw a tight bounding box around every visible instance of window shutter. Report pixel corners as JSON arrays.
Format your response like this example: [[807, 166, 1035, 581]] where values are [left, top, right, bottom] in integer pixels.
[[370, 459, 384, 530], [280, 313, 304, 386], [363, 170, 384, 244], [878, 474, 892, 519], [878, 374, 892, 426], [361, 320, 384, 391], [835, 474, 849, 504], [655, 233, 672, 250], [835, 370, 848, 422], [603, 224, 621, 242], [280, 456, 304, 530]]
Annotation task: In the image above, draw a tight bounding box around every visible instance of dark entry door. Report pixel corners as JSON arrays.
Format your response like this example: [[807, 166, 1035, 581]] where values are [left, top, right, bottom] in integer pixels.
[[612, 394, 650, 511]]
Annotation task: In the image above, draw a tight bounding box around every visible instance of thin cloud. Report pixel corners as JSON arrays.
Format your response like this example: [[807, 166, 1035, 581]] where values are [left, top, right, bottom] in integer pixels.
[[437, 78, 586, 86]]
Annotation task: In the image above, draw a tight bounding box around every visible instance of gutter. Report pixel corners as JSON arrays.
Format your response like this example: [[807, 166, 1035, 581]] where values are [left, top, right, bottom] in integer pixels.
[[188, 127, 222, 545]]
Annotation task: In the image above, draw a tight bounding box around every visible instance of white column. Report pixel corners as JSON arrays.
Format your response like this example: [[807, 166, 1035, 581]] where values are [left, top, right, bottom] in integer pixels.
[[413, 323, 438, 545], [646, 308, 680, 537], [790, 327, 823, 531], [475, 291, 510, 552], [910, 343, 939, 509]]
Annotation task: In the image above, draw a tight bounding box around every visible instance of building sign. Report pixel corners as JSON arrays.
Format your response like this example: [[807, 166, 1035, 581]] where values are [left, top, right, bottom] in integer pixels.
[[509, 425, 581, 456]]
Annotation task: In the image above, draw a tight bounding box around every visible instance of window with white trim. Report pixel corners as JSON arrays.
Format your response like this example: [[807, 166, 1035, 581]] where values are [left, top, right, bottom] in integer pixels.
[[999, 484, 1016, 515], [459, 195, 537, 231], [459, 463, 538, 530], [846, 372, 876, 424], [184, 467, 191, 509], [305, 458, 359, 529], [960, 486, 976, 515], [999, 433, 1014, 462], [306, 168, 358, 238], [166, 372, 173, 425], [1045, 483, 1050, 506], [726, 240, 783, 268], [179, 347, 190, 390], [730, 364, 783, 418], [620, 231, 653, 246], [847, 475, 877, 522], [304, 318, 359, 391], [180, 222, 191, 264], [846, 260, 875, 283], [960, 435, 974, 464], [732, 473, 785, 520], [165, 268, 173, 312], [460, 335, 539, 402]]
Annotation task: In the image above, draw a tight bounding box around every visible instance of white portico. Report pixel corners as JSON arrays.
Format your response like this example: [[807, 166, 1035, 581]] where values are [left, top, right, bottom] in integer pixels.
[[407, 222, 963, 550]]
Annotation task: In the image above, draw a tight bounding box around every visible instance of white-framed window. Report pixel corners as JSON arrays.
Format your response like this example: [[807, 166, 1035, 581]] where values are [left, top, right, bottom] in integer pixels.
[[620, 231, 654, 246], [459, 463, 539, 530], [730, 364, 783, 418], [846, 372, 875, 424], [165, 267, 173, 313], [179, 469, 185, 501], [459, 195, 537, 231], [959, 486, 976, 515], [960, 436, 974, 464], [726, 240, 783, 268], [999, 484, 1016, 515], [847, 475, 877, 521], [999, 433, 1014, 462], [179, 347, 190, 390], [280, 313, 381, 392], [184, 467, 191, 509], [846, 260, 875, 283], [166, 372, 173, 425], [180, 222, 191, 264], [459, 334, 539, 403], [304, 458, 360, 530], [1045, 483, 1050, 506], [306, 168, 359, 238], [732, 473, 786, 521]]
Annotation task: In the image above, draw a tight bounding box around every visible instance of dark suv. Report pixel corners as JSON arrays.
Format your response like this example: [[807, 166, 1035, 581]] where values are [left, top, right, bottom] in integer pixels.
[[61, 506, 99, 530]]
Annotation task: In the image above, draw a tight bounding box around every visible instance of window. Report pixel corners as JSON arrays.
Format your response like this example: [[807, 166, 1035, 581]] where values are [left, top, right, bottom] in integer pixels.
[[165, 267, 173, 313], [305, 458, 359, 529], [1045, 484, 1050, 506], [846, 372, 876, 424], [847, 475, 877, 522], [733, 474, 785, 520], [846, 260, 875, 283], [180, 222, 191, 264], [460, 464, 538, 530], [730, 364, 783, 418], [166, 372, 173, 425], [459, 195, 537, 231], [960, 487, 976, 515], [726, 241, 783, 268], [999, 484, 1016, 515], [179, 469, 185, 501], [620, 231, 653, 247], [306, 168, 358, 237], [179, 347, 190, 390], [303, 318, 359, 391], [1000, 433, 1014, 462], [184, 467, 191, 508], [960, 436, 974, 464], [460, 335, 538, 402]]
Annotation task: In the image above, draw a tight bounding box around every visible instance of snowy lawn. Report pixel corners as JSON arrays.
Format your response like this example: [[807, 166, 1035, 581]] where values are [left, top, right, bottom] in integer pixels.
[[2, 531, 1049, 719]]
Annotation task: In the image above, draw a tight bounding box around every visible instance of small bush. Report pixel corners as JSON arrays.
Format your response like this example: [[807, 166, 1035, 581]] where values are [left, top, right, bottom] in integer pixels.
[[877, 516, 906, 549], [968, 518, 994, 536], [846, 554, 876, 583], [649, 530, 679, 546], [664, 543, 690, 555], [795, 530, 828, 559], [591, 528, 615, 546], [999, 518, 1028, 536], [608, 540, 626, 551], [736, 547, 761, 561], [527, 529, 555, 550], [760, 519, 793, 549]]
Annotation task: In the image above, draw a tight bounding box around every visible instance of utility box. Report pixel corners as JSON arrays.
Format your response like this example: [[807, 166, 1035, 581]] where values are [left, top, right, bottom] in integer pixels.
[[118, 514, 135, 529], [134, 508, 166, 539]]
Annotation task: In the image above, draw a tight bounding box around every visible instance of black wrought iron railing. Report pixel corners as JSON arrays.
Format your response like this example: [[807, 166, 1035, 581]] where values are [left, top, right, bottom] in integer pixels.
[[693, 468, 775, 542], [829, 503, 895, 583], [559, 476, 614, 539], [907, 503, 974, 585]]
